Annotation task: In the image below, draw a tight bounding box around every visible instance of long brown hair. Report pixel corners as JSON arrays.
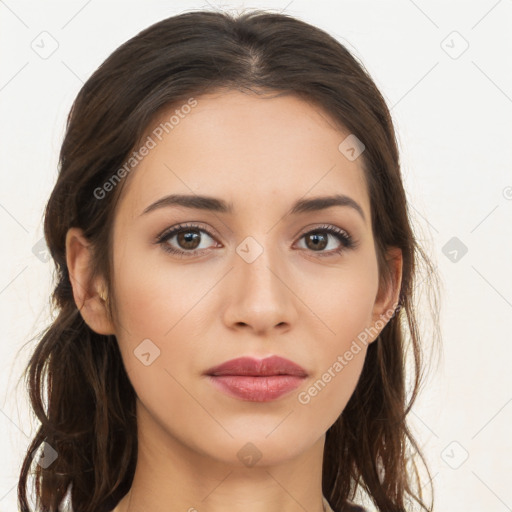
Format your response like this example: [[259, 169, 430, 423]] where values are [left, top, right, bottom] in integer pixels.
[[16, 9, 440, 512]]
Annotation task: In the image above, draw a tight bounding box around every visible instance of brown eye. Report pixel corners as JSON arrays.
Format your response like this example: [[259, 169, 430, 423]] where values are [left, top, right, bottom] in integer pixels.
[[296, 225, 356, 257], [304, 232, 328, 251], [175, 229, 201, 250], [156, 223, 357, 259], [157, 223, 218, 257]]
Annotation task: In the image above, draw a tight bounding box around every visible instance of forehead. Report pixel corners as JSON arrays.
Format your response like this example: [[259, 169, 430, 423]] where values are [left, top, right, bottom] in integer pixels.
[[115, 89, 370, 223]]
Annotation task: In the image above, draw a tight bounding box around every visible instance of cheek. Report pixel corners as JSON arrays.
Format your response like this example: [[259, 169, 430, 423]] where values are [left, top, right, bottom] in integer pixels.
[[110, 238, 210, 393], [110, 256, 200, 430], [299, 255, 378, 405], [299, 343, 367, 428], [111, 234, 200, 338], [297, 284, 374, 429], [300, 252, 379, 344]]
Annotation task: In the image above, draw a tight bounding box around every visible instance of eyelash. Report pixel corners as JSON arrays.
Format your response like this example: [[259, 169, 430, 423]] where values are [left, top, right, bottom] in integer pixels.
[[155, 222, 358, 259]]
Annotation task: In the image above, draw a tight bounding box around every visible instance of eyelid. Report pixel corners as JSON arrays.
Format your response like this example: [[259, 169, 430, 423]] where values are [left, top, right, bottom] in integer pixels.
[[157, 221, 219, 241]]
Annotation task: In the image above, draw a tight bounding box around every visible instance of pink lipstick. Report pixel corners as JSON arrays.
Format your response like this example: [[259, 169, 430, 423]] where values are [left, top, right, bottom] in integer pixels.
[[204, 355, 308, 402]]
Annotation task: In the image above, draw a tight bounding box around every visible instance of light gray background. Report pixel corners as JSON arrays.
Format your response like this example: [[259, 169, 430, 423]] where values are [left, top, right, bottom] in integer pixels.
[[1, 1, 511, 511]]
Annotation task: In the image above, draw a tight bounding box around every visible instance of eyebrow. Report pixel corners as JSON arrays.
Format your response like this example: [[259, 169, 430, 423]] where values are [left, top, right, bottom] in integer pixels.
[[140, 193, 366, 223]]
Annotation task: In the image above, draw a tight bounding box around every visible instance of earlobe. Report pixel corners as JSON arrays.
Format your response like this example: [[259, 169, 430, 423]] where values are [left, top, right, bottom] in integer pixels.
[[65, 227, 116, 335], [369, 246, 403, 343]]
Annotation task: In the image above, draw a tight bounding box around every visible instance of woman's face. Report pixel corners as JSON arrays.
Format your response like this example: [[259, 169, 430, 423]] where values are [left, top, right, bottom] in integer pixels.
[[107, 89, 400, 466]]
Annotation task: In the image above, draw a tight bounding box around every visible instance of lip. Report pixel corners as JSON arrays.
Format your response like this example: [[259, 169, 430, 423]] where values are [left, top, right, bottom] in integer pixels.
[[206, 375, 306, 402], [204, 356, 308, 402], [204, 355, 308, 377]]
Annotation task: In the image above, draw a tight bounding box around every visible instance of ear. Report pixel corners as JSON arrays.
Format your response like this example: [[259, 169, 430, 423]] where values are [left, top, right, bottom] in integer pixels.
[[368, 246, 402, 343], [65, 227, 116, 335]]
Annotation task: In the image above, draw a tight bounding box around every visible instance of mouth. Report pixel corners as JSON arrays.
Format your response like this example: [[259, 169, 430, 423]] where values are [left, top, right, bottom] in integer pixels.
[[204, 355, 308, 402]]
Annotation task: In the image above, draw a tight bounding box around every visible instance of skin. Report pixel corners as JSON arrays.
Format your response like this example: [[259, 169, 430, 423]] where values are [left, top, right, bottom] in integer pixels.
[[66, 89, 402, 512]]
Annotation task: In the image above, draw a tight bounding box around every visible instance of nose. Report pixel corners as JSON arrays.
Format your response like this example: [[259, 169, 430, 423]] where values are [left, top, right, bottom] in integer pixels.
[[221, 243, 298, 336]]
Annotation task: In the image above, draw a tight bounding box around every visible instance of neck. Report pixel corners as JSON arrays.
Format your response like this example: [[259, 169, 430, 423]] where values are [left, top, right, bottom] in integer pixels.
[[113, 402, 328, 512]]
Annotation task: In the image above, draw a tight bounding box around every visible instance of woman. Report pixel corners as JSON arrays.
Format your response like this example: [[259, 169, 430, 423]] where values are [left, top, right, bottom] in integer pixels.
[[17, 9, 440, 512]]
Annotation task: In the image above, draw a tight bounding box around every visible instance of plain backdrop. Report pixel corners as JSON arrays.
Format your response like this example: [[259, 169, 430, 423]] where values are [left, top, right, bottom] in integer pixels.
[[1, 1, 511, 511]]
